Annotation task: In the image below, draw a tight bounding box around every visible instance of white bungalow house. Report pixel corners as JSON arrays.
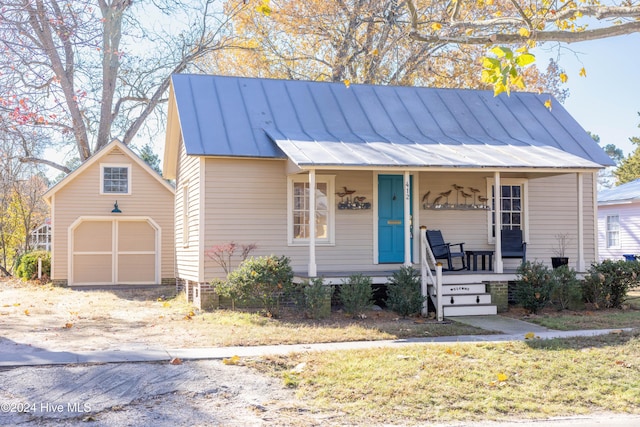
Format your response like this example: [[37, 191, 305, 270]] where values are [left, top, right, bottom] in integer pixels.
[[44, 140, 175, 287], [598, 178, 640, 261], [163, 74, 613, 315]]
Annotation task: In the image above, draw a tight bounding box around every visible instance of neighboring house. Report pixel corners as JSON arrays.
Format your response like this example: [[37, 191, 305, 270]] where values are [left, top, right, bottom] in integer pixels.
[[597, 178, 640, 261], [43, 140, 175, 286], [30, 218, 51, 251], [163, 74, 613, 313]]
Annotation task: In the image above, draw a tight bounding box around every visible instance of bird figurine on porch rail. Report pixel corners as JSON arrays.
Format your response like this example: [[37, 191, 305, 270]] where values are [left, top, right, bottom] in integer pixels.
[[422, 191, 430, 208], [439, 189, 452, 205], [452, 184, 464, 205], [469, 187, 480, 205], [342, 187, 356, 196], [460, 191, 472, 205]]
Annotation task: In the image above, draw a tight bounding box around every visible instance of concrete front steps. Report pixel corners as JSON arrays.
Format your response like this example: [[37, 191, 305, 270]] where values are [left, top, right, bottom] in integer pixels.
[[431, 283, 497, 316]]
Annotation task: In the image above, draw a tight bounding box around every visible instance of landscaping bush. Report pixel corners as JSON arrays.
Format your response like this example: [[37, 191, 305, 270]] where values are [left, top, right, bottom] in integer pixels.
[[300, 277, 334, 319], [385, 266, 425, 317], [550, 265, 583, 310], [226, 255, 294, 317], [16, 251, 51, 281], [339, 274, 374, 318], [581, 259, 640, 309], [514, 261, 555, 314]]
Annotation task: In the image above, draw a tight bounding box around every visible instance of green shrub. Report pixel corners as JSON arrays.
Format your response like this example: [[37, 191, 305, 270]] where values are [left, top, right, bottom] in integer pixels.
[[339, 274, 374, 318], [581, 259, 640, 309], [385, 266, 425, 317], [514, 261, 555, 314], [550, 265, 583, 310], [16, 251, 51, 281], [226, 255, 294, 317], [300, 277, 334, 319]]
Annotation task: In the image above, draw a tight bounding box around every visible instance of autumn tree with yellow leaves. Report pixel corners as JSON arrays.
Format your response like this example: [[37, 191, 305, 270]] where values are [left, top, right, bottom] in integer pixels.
[[207, 0, 563, 96], [404, 0, 640, 94]]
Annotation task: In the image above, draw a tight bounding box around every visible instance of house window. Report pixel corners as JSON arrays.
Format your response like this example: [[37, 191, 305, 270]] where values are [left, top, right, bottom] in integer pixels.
[[488, 179, 527, 240], [288, 175, 335, 245], [606, 215, 620, 248], [101, 165, 130, 194]]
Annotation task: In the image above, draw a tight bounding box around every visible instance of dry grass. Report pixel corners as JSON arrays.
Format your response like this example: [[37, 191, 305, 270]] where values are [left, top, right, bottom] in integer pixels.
[[248, 331, 640, 424], [0, 278, 484, 351]]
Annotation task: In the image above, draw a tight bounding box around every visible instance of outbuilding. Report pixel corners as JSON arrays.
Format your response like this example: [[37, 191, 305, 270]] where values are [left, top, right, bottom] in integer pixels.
[[44, 140, 175, 286]]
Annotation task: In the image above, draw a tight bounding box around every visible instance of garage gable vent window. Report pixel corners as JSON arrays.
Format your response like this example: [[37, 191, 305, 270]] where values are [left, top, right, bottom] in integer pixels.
[[101, 165, 131, 194]]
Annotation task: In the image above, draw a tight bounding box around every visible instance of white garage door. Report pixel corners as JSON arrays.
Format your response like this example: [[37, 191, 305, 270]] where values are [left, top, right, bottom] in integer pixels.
[[71, 219, 158, 285]]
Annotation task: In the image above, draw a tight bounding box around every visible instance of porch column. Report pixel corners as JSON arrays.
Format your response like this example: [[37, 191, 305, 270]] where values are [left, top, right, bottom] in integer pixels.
[[494, 171, 504, 273], [308, 169, 317, 277], [577, 172, 585, 271], [404, 171, 411, 266]]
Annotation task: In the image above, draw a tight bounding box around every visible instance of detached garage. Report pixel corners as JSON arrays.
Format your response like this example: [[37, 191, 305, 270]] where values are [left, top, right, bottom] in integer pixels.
[[44, 140, 175, 287]]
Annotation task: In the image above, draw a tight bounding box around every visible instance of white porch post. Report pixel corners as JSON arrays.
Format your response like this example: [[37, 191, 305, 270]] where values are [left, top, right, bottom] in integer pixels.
[[404, 171, 411, 266], [494, 172, 504, 273], [308, 169, 317, 277], [577, 172, 585, 271]]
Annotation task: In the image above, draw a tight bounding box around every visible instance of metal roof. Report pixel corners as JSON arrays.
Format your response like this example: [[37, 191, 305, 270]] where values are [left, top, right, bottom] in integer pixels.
[[170, 74, 614, 169], [598, 179, 640, 204]]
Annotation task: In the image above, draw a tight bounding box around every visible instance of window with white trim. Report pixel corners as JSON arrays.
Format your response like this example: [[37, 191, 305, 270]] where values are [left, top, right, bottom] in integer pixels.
[[606, 214, 620, 249], [101, 165, 130, 194], [487, 179, 527, 240], [288, 175, 335, 245]]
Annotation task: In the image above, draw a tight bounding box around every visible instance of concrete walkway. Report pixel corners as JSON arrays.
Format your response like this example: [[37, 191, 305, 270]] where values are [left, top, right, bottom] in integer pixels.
[[0, 315, 633, 367]]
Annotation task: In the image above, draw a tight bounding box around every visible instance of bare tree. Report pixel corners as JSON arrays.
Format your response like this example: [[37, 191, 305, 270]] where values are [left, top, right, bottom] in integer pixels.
[[0, 0, 250, 172]]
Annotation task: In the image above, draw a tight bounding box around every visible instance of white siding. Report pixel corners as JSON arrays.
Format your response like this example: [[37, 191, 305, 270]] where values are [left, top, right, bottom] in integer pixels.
[[598, 202, 640, 260]]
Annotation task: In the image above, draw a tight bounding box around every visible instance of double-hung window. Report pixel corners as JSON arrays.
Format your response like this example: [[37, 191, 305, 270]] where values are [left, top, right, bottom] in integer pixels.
[[101, 164, 131, 195], [288, 175, 335, 245], [606, 214, 620, 248], [487, 179, 527, 241]]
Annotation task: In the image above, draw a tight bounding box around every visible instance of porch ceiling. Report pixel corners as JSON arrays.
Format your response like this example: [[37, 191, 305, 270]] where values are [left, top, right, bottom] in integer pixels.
[[269, 133, 603, 169]]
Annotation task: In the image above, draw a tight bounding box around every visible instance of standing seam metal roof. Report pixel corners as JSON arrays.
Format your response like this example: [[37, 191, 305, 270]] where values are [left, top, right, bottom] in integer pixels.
[[598, 179, 640, 204], [170, 74, 614, 169]]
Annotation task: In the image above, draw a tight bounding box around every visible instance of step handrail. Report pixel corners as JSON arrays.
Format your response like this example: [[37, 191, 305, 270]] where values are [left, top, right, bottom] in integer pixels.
[[420, 226, 443, 321]]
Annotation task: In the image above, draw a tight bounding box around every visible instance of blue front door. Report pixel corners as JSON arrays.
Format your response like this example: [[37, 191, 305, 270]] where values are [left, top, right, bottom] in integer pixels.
[[378, 175, 411, 263]]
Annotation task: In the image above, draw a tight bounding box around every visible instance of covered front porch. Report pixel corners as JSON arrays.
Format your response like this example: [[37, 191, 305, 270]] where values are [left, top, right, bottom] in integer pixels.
[[298, 168, 595, 278], [290, 166, 599, 318]]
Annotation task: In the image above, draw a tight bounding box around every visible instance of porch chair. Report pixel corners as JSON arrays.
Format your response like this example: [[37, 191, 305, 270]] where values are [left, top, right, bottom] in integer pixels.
[[500, 229, 527, 263], [426, 229, 467, 271]]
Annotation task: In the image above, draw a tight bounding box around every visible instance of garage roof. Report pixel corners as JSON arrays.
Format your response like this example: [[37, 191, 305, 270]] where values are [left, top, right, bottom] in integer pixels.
[[169, 74, 614, 169]]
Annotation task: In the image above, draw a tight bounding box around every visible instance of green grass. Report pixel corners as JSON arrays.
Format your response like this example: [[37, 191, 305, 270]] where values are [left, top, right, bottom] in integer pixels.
[[248, 331, 640, 424]]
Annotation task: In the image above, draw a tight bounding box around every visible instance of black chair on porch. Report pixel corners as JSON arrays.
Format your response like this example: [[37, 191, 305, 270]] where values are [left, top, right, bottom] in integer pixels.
[[501, 229, 527, 263], [426, 229, 466, 271]]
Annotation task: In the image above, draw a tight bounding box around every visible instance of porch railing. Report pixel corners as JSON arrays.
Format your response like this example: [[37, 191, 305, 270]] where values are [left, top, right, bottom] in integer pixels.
[[419, 226, 443, 321]]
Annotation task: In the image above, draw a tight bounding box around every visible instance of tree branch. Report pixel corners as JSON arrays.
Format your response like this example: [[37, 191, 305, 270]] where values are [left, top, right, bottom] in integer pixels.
[[19, 157, 71, 174], [410, 21, 640, 45], [406, 0, 640, 45]]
